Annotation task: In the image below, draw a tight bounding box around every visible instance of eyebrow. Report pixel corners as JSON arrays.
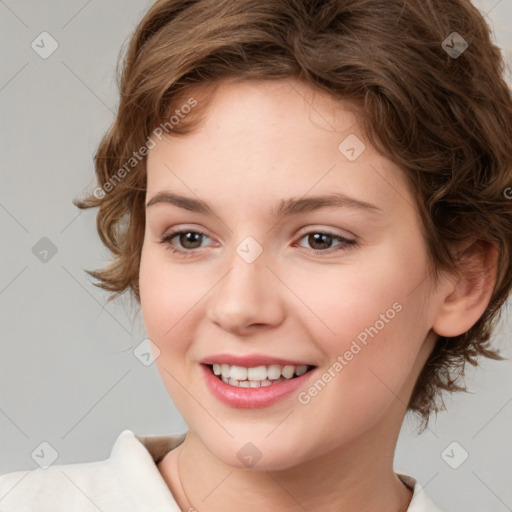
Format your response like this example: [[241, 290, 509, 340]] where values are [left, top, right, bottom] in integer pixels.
[[145, 191, 383, 218]]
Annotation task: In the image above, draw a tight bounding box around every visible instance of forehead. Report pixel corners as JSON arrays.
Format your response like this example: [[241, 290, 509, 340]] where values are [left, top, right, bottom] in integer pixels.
[[145, 79, 417, 221]]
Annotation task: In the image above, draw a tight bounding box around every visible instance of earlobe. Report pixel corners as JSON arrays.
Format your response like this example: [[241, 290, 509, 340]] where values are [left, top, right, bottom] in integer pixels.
[[432, 241, 498, 338]]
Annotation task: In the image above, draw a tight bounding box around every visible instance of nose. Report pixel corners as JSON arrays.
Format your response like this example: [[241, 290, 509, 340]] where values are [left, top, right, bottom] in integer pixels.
[[206, 248, 286, 336]]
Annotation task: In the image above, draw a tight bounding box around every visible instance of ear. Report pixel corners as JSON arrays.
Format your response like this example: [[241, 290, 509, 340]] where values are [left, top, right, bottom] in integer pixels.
[[432, 240, 498, 338]]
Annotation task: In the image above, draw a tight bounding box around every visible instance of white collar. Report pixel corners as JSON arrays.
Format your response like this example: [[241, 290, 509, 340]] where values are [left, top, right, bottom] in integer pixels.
[[396, 473, 443, 511], [109, 429, 185, 511]]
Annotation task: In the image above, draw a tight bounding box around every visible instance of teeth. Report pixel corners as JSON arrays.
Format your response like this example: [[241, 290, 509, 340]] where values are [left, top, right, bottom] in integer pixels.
[[295, 365, 308, 376], [221, 364, 230, 379], [211, 363, 311, 387], [221, 375, 280, 387], [267, 364, 281, 380], [229, 365, 248, 380], [247, 366, 267, 380], [282, 365, 295, 379]]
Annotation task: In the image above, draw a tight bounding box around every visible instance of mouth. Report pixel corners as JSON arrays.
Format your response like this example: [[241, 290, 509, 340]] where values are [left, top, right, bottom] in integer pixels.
[[203, 363, 317, 388]]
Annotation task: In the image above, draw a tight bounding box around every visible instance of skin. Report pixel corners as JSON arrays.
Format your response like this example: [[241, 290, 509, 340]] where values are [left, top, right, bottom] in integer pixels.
[[138, 78, 496, 511]]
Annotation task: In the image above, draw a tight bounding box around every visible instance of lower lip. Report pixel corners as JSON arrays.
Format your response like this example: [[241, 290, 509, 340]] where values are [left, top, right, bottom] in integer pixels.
[[201, 364, 316, 408]]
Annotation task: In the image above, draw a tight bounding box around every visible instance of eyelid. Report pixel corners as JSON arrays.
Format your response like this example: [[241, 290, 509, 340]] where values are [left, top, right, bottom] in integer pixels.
[[295, 225, 356, 240], [161, 225, 355, 245], [159, 225, 358, 258], [292, 229, 358, 254], [162, 224, 216, 241], [163, 227, 216, 245]]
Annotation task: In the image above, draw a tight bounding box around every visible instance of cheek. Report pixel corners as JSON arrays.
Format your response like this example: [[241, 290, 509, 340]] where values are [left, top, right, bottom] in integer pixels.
[[139, 245, 196, 352], [285, 238, 430, 394], [139, 247, 203, 415], [285, 242, 425, 341]]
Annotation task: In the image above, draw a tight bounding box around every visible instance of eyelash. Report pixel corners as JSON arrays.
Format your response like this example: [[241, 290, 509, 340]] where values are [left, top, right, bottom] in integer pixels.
[[158, 229, 358, 258]]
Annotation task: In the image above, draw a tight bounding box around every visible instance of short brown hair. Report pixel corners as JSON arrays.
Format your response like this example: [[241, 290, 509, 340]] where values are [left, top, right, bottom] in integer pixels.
[[73, 0, 512, 428]]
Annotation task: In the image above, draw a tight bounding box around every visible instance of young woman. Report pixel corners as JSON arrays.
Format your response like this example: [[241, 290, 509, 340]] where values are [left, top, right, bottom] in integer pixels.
[[1, 1, 511, 510]]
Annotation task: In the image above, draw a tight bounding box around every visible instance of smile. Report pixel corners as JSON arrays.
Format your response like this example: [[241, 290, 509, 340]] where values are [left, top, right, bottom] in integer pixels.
[[201, 362, 317, 408], [210, 363, 313, 388]]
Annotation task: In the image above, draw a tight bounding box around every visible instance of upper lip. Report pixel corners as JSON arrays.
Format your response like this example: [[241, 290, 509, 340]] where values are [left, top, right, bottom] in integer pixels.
[[200, 354, 316, 367]]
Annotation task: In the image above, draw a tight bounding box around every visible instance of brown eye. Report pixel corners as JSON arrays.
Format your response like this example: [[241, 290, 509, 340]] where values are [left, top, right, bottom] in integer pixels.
[[174, 231, 204, 249], [295, 231, 357, 254], [307, 233, 334, 250], [159, 229, 210, 256]]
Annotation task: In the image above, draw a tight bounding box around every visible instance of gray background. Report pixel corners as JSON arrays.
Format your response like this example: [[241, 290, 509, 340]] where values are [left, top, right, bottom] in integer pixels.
[[0, 1, 511, 511]]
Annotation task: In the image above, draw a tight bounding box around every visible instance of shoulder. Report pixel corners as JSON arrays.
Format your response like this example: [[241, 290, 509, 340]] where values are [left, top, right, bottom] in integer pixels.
[[0, 456, 127, 512], [0, 429, 186, 512]]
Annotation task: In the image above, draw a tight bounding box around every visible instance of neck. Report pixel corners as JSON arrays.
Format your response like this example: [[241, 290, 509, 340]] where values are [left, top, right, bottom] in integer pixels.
[[158, 405, 413, 512]]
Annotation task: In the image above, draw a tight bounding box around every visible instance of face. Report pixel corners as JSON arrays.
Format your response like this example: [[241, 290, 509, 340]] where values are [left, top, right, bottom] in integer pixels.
[[139, 79, 442, 470]]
